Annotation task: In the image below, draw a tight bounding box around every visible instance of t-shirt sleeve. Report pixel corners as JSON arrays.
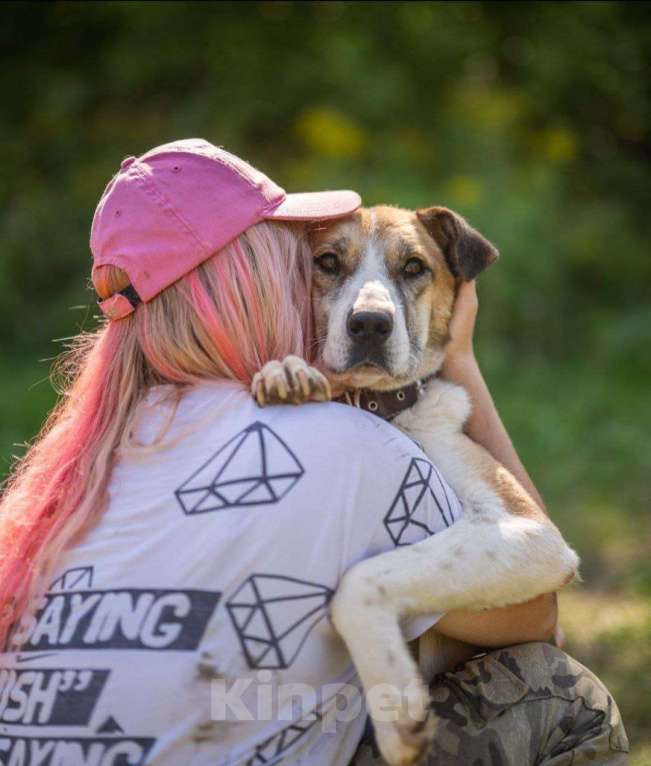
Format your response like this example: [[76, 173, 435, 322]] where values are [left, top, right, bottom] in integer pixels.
[[336, 411, 464, 641]]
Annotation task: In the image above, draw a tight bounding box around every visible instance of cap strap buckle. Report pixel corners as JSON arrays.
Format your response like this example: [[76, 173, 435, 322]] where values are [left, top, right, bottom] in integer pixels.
[[98, 284, 142, 320]]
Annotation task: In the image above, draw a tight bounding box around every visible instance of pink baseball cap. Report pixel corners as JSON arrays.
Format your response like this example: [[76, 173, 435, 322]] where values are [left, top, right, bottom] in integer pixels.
[[91, 138, 361, 320]]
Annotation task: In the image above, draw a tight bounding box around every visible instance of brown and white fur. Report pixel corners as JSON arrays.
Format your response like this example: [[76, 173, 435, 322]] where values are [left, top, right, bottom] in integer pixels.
[[252, 206, 579, 766]]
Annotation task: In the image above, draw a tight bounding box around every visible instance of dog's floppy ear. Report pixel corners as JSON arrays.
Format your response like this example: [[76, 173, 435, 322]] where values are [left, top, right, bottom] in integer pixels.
[[416, 206, 499, 280]]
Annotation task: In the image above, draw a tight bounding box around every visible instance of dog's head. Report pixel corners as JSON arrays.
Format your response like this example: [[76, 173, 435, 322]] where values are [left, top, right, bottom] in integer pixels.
[[309, 205, 498, 391]]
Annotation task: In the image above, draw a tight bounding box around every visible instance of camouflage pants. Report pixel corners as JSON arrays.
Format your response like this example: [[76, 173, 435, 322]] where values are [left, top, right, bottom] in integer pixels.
[[351, 642, 629, 765]]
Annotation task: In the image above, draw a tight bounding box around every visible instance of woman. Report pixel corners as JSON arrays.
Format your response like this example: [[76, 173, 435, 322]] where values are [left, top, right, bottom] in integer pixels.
[[0, 139, 627, 765]]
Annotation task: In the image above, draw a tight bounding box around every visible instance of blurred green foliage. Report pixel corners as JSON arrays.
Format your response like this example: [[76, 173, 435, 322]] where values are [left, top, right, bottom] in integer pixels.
[[1, 1, 650, 758]]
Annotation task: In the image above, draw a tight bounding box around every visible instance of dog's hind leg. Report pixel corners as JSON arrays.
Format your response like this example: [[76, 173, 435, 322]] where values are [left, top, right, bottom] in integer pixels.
[[331, 509, 577, 766]]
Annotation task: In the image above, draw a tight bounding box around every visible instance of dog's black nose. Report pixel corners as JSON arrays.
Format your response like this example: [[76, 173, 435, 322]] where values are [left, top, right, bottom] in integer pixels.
[[347, 310, 394, 342]]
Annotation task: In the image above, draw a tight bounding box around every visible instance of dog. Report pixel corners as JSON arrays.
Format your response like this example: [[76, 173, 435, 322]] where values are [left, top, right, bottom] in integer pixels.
[[251, 205, 580, 766]]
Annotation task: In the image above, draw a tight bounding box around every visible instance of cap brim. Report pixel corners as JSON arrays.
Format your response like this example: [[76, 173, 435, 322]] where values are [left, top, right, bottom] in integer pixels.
[[263, 190, 361, 221]]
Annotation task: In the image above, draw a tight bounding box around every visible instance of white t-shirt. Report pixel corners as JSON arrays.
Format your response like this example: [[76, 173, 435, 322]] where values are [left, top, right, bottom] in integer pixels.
[[0, 381, 463, 766]]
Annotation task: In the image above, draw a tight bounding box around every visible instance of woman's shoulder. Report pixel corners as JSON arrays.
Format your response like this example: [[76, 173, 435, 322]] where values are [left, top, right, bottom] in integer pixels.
[[176, 381, 425, 470], [119, 381, 427, 498], [272, 399, 414, 450]]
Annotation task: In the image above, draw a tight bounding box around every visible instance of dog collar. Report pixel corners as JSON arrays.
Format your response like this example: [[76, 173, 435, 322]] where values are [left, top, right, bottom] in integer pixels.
[[336, 375, 436, 421]]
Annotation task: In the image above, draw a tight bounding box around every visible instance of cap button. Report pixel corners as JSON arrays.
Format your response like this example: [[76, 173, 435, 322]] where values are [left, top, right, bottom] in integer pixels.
[[120, 156, 136, 170]]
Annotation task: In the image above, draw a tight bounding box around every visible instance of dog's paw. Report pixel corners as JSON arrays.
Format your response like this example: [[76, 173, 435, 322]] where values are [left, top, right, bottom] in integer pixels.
[[371, 679, 435, 766], [251, 355, 332, 407]]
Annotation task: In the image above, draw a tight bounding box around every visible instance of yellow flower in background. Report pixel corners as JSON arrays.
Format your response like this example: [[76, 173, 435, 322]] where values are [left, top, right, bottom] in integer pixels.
[[543, 128, 578, 163], [444, 175, 483, 207], [295, 108, 365, 158]]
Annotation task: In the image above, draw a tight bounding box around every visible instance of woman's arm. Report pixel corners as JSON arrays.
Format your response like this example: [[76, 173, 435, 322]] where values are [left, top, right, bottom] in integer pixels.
[[435, 281, 558, 647], [442, 281, 545, 510], [435, 593, 557, 647]]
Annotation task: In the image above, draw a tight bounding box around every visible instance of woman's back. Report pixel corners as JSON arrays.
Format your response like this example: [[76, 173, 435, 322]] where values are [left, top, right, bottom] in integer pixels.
[[3, 381, 462, 766]]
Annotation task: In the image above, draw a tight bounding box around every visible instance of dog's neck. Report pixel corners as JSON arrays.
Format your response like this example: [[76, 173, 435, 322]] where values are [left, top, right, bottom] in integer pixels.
[[334, 374, 438, 421]]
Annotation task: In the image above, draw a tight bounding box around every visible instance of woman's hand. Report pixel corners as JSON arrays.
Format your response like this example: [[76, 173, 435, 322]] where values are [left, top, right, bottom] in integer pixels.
[[443, 280, 479, 367]]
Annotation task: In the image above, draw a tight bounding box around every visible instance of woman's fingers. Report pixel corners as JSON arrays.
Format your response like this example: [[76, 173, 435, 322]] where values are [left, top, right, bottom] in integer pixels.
[[446, 280, 479, 358]]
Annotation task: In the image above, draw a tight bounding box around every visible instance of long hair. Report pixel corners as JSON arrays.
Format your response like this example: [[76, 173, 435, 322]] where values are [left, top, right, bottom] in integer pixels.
[[0, 221, 312, 646]]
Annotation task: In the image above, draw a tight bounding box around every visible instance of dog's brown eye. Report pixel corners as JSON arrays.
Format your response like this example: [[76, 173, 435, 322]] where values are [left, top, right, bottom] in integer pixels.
[[403, 257, 427, 278], [314, 252, 340, 274]]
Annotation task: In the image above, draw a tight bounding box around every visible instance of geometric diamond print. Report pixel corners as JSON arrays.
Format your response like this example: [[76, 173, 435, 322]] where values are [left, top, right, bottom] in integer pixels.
[[383, 457, 456, 545], [246, 709, 321, 766], [49, 565, 94, 592], [175, 422, 304, 515], [226, 575, 333, 670]]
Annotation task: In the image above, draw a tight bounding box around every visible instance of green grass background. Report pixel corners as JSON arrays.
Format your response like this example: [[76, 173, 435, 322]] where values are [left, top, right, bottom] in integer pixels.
[[1, 2, 650, 759]]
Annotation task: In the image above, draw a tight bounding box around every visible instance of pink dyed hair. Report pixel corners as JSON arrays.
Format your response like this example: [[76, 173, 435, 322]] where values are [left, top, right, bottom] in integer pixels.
[[0, 221, 313, 646]]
